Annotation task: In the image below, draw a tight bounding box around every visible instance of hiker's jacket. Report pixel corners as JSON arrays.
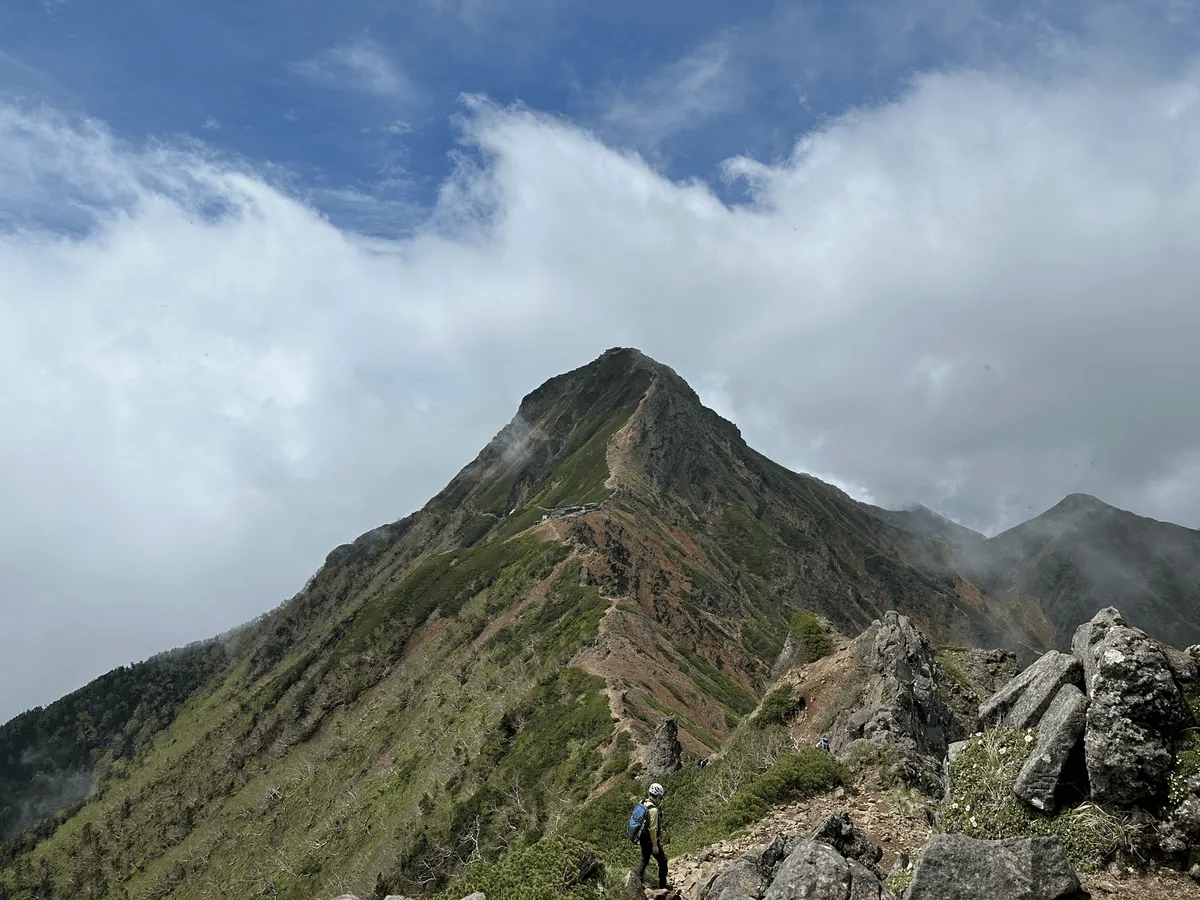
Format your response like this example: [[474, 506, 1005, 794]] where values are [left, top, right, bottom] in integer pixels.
[[644, 799, 663, 852]]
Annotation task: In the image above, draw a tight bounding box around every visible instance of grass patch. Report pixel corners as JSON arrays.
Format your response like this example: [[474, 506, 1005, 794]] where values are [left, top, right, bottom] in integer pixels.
[[714, 749, 847, 832], [599, 732, 634, 781], [885, 866, 913, 894], [474, 470, 518, 516], [942, 727, 1134, 874], [1170, 683, 1200, 803]]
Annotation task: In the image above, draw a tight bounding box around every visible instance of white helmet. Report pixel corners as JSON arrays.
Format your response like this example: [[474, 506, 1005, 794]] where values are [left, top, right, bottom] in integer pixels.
[[649, 782, 665, 799]]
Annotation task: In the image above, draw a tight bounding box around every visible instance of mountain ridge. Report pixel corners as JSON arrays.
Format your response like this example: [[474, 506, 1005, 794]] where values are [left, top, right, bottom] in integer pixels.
[[3, 346, 1199, 899]]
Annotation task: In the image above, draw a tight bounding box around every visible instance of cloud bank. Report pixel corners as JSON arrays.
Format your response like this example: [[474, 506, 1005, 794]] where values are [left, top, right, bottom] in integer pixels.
[[4, 52, 1200, 718]]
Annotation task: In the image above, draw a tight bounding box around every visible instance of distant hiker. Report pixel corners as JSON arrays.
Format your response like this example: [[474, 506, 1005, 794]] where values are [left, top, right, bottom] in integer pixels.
[[816, 735, 832, 754], [630, 782, 669, 888]]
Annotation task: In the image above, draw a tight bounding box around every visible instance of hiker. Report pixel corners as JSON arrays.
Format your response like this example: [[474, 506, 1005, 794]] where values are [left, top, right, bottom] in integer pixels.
[[636, 782, 669, 889], [816, 734, 832, 754]]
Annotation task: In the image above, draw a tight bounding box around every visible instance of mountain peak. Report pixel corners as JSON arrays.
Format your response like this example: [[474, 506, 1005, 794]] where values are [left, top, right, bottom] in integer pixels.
[[513, 346, 695, 419], [1047, 492, 1113, 516]]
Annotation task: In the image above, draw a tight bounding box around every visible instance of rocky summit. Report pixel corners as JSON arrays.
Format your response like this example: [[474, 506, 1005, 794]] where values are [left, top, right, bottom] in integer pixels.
[[2, 347, 1200, 900]]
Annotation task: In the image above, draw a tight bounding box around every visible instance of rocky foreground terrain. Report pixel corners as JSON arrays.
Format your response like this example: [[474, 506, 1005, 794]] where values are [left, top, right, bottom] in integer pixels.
[[351, 605, 1200, 900]]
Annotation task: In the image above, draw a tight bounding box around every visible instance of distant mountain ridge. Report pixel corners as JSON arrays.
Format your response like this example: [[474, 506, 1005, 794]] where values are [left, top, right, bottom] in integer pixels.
[[3, 346, 1199, 899], [960, 491, 1200, 649]]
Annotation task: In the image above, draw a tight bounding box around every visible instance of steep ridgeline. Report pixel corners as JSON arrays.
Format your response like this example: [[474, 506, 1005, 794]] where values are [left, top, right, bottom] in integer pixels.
[[3, 347, 1200, 900]]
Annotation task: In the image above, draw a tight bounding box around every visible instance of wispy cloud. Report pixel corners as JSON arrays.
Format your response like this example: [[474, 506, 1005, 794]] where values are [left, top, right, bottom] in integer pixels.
[[599, 38, 741, 152], [291, 36, 415, 100], [418, 0, 567, 38]]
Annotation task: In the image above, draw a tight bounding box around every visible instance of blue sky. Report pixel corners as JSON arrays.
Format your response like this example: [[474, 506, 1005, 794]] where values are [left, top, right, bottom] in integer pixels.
[[9, 0, 1189, 235], [4, 0, 1200, 718]]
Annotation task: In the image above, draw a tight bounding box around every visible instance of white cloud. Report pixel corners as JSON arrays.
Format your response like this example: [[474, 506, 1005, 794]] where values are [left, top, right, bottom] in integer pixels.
[[291, 36, 414, 99], [6, 43, 1200, 717], [599, 38, 741, 151]]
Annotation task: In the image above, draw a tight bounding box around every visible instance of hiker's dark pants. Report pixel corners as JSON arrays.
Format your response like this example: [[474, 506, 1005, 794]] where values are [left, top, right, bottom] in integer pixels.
[[637, 832, 667, 887]]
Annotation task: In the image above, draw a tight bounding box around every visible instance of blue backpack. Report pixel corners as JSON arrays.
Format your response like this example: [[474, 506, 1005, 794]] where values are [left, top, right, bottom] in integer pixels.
[[625, 800, 649, 843]]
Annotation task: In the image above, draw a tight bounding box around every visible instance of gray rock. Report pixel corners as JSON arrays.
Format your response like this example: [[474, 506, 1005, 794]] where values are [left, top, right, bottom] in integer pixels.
[[647, 716, 683, 778], [807, 812, 883, 869], [907, 834, 1089, 900], [1160, 774, 1200, 864], [702, 854, 768, 900], [942, 741, 969, 803], [460, 894, 486, 900], [978, 651, 1083, 730], [1163, 646, 1199, 684], [1013, 683, 1089, 814], [848, 858, 893, 900], [1070, 606, 1126, 694], [1072, 609, 1192, 806], [764, 840, 895, 900], [760, 832, 806, 881], [833, 612, 958, 795]]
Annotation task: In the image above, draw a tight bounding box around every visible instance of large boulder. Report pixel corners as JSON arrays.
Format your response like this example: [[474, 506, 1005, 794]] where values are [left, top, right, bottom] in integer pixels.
[[906, 834, 1090, 900], [807, 812, 884, 870], [647, 716, 683, 778], [1071, 608, 1192, 807], [1012, 683, 1089, 814], [763, 840, 895, 900], [978, 651, 1083, 730], [700, 854, 768, 900], [836, 612, 958, 793]]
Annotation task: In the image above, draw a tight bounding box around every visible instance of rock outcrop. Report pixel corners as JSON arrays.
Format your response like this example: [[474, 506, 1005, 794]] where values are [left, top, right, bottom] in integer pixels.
[[806, 812, 884, 870], [1012, 683, 1089, 814], [698, 816, 893, 900], [906, 834, 1090, 900], [763, 840, 895, 900], [971, 606, 1199, 822], [977, 650, 1083, 730], [1072, 608, 1193, 807], [648, 716, 683, 778], [834, 612, 959, 794], [701, 854, 769, 900]]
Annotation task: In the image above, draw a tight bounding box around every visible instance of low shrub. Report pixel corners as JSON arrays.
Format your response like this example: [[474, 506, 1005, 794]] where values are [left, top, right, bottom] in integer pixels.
[[716, 748, 848, 831], [789, 611, 834, 663], [755, 686, 805, 729], [435, 833, 604, 900]]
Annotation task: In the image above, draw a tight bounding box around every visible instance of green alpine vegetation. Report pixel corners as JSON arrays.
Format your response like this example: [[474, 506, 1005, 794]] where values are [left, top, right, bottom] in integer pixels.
[[0, 640, 231, 842], [9, 347, 1200, 900]]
